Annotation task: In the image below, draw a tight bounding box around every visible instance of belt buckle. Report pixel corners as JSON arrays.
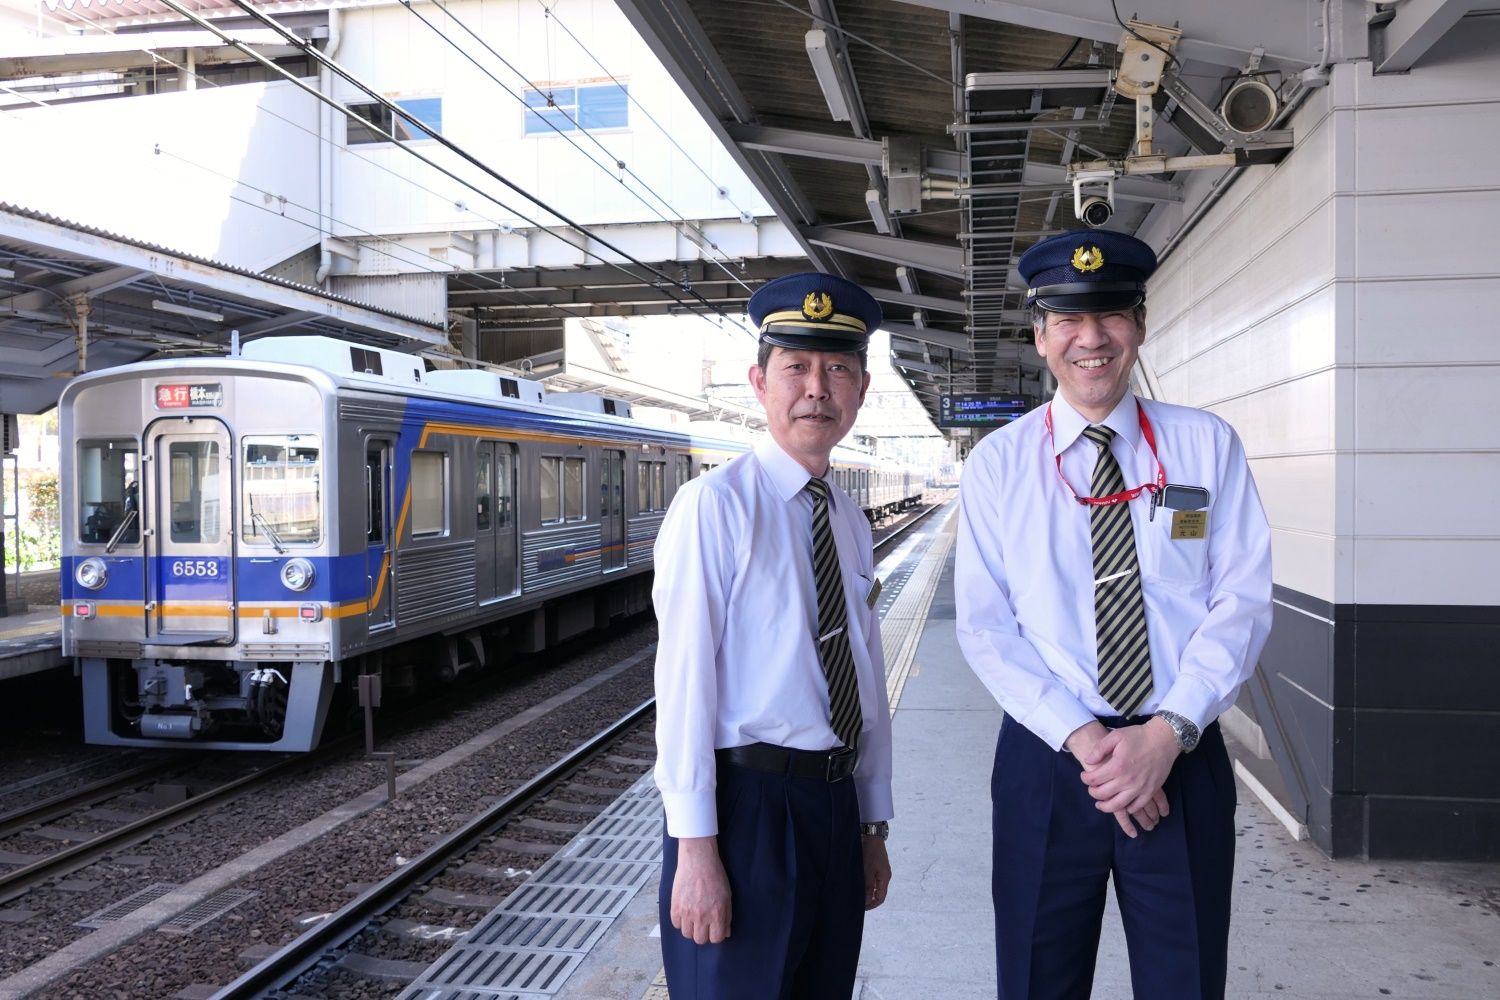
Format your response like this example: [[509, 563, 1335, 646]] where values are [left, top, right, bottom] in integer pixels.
[[826, 747, 856, 782]]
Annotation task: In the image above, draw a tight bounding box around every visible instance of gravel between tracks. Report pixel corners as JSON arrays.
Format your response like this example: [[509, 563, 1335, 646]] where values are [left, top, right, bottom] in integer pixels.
[[1, 618, 658, 1000]]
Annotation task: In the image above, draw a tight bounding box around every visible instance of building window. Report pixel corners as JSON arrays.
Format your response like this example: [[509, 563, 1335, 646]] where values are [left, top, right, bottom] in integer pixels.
[[411, 451, 446, 536], [523, 83, 628, 135], [347, 97, 442, 145]]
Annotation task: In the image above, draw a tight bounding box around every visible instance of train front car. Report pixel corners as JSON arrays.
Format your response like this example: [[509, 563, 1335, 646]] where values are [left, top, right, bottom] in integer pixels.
[[62, 356, 341, 751]]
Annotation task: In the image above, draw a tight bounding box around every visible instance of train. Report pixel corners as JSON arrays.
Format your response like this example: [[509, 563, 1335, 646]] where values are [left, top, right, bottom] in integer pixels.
[[58, 336, 924, 751]]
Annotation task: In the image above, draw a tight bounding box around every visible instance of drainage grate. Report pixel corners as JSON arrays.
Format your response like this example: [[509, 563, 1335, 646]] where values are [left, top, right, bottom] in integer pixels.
[[419, 947, 581, 996], [158, 887, 258, 935], [464, 913, 610, 952], [76, 883, 180, 929]]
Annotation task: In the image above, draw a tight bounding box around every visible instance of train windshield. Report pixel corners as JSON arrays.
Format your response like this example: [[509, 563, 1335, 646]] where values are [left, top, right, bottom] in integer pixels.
[[242, 436, 322, 545], [78, 439, 140, 545]]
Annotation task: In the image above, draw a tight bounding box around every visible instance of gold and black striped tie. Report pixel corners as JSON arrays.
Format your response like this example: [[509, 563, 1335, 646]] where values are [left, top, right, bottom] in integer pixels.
[[805, 478, 863, 750], [1083, 426, 1154, 716]]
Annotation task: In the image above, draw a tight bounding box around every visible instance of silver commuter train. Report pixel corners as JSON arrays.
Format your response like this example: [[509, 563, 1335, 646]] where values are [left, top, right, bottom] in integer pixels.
[[59, 336, 923, 751]]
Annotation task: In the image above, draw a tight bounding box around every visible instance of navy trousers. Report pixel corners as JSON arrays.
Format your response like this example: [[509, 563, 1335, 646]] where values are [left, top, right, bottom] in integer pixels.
[[659, 758, 866, 1000], [991, 716, 1237, 1000]]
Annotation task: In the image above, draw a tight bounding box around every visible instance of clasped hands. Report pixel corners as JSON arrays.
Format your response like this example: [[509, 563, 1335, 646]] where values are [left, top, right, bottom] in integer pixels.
[[1064, 718, 1181, 838]]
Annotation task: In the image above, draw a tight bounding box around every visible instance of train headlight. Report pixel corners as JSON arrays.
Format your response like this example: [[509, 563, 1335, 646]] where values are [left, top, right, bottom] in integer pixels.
[[280, 558, 316, 592], [76, 557, 108, 591]]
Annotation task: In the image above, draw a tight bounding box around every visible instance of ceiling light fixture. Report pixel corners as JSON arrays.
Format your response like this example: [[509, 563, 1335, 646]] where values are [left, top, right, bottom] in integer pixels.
[[805, 29, 851, 123], [152, 299, 224, 323]]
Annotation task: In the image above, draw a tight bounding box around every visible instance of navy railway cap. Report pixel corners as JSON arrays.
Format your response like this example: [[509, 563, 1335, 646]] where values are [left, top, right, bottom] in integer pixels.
[[747, 272, 883, 352], [1018, 229, 1159, 314]]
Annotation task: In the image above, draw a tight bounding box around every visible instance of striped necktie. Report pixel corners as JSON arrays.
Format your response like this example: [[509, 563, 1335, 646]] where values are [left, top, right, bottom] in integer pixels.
[[1083, 425, 1154, 716], [804, 477, 863, 750]]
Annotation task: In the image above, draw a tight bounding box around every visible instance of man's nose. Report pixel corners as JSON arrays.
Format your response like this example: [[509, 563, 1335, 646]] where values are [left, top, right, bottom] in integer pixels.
[[804, 369, 831, 398], [1075, 315, 1110, 345]]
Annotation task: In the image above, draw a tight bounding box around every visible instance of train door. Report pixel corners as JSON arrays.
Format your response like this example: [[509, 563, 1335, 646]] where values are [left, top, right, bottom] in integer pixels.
[[365, 440, 394, 630], [475, 441, 518, 603], [601, 449, 626, 571], [144, 417, 234, 642]]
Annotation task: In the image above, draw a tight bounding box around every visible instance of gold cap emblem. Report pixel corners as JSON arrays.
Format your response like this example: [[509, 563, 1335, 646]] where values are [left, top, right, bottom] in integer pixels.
[[802, 291, 834, 321], [1071, 245, 1105, 273]]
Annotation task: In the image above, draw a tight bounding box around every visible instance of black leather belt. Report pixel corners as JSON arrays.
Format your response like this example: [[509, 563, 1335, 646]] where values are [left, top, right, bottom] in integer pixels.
[[716, 742, 858, 782]]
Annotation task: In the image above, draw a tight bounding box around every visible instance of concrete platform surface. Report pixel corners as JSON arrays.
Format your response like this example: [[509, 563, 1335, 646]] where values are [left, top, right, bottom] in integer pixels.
[[417, 509, 1500, 999]]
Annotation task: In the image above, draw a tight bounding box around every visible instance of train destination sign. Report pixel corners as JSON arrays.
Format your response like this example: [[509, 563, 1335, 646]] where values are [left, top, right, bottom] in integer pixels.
[[938, 393, 1029, 428], [154, 382, 224, 409]]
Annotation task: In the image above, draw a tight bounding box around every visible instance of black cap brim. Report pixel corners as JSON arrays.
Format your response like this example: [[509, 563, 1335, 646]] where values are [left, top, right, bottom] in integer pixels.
[[759, 331, 867, 353], [1032, 289, 1146, 313]]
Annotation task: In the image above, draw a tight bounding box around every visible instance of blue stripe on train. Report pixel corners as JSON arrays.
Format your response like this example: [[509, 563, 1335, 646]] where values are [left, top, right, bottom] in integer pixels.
[[61, 553, 373, 604]]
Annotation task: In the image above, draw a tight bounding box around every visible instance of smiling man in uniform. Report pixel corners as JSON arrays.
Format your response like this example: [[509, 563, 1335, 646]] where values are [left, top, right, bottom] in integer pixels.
[[956, 230, 1273, 999]]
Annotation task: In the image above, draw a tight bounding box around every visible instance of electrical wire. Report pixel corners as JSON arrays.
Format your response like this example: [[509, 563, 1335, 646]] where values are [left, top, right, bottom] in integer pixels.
[[761, 0, 960, 90], [535, 0, 754, 219], [397, 0, 750, 291], [1108, 0, 1182, 75], [160, 0, 757, 339]]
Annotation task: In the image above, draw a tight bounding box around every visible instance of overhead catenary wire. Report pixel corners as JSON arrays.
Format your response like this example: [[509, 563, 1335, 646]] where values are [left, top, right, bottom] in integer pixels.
[[395, 0, 750, 292], [535, 0, 755, 219], [157, 0, 757, 339]]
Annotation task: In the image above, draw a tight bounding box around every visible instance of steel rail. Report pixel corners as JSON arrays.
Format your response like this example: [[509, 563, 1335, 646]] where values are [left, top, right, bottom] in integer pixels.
[[0, 757, 187, 841], [209, 697, 658, 999]]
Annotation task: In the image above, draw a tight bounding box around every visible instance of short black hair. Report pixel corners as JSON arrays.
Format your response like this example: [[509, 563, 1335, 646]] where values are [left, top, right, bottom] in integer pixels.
[[756, 340, 868, 374]]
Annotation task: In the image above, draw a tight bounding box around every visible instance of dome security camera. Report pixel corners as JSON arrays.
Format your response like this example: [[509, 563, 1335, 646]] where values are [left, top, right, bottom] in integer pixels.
[[1078, 196, 1113, 228]]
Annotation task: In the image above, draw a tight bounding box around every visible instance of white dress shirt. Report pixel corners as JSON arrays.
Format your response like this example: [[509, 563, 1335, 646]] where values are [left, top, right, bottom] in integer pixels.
[[653, 437, 894, 838], [956, 392, 1273, 751]]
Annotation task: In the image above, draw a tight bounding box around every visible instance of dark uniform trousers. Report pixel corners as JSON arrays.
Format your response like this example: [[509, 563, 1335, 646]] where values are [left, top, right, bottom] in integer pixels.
[[659, 756, 866, 1000], [991, 715, 1236, 1000]]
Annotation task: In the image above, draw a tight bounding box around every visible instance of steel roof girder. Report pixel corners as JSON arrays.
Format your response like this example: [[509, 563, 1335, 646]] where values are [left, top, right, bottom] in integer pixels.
[[802, 226, 966, 279], [894, 0, 1321, 68], [883, 320, 971, 354], [868, 287, 967, 316], [725, 124, 964, 178], [1376, 0, 1483, 73], [2, 265, 143, 313]]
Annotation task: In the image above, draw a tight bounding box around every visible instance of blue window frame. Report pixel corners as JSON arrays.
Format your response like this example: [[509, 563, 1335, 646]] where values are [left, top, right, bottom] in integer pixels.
[[524, 83, 629, 135], [347, 98, 442, 145]]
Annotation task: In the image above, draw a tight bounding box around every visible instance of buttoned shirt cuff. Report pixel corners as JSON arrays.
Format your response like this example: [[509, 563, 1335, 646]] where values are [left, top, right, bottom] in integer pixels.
[[660, 790, 719, 839], [1157, 673, 1219, 730], [854, 777, 894, 824], [1024, 692, 1100, 753]]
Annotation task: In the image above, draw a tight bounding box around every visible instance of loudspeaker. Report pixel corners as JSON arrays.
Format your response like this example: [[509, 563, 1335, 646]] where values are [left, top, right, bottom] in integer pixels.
[[1220, 78, 1279, 135]]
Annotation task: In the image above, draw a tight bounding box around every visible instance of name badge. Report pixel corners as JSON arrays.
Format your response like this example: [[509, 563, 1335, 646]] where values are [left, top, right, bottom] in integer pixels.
[[865, 577, 883, 609], [1171, 510, 1208, 540]]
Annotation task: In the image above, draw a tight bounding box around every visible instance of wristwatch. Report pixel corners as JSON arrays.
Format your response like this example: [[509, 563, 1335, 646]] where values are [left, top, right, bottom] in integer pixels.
[[1153, 710, 1201, 754], [860, 821, 890, 841]]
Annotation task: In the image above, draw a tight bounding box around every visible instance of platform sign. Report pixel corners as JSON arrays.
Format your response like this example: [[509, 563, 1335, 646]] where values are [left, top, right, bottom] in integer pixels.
[[938, 394, 1029, 428]]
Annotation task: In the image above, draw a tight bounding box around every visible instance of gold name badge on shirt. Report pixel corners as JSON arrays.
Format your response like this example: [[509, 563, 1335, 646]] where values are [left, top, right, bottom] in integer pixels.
[[1171, 510, 1208, 540], [866, 577, 883, 609]]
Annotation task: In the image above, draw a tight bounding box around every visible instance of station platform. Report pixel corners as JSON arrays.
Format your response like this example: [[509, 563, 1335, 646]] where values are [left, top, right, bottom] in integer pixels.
[[400, 506, 1500, 1000], [0, 600, 64, 682]]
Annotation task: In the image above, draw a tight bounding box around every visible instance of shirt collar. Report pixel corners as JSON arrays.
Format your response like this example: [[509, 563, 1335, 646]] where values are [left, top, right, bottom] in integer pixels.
[[755, 437, 825, 502], [1049, 392, 1141, 457]]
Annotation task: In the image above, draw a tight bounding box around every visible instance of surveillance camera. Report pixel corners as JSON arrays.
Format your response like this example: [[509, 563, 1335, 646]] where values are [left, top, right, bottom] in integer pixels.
[[1078, 196, 1113, 228]]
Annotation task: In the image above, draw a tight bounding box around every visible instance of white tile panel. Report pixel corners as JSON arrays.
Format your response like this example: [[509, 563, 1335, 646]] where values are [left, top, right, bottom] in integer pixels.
[[1349, 23, 1500, 108], [1270, 527, 1339, 604], [1208, 368, 1339, 459], [1354, 189, 1500, 279], [1352, 452, 1500, 537], [1353, 366, 1500, 451], [1353, 539, 1500, 606], [1252, 454, 1339, 538], [1353, 103, 1500, 192], [1356, 278, 1500, 366]]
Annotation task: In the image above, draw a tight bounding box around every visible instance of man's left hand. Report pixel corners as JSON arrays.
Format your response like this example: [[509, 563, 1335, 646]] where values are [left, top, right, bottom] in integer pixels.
[[1080, 717, 1180, 815], [862, 835, 891, 911]]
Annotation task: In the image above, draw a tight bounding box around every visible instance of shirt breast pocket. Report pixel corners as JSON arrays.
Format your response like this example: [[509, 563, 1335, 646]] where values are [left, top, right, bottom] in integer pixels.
[[1138, 509, 1208, 586]]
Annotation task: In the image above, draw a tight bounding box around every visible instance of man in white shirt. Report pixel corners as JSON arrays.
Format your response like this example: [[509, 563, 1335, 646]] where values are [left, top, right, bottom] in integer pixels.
[[956, 230, 1273, 1000], [653, 272, 894, 999]]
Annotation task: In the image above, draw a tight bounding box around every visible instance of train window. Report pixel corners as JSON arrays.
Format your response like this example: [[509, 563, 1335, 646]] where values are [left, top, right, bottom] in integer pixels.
[[411, 451, 447, 536], [476, 448, 493, 531], [540, 457, 562, 523], [167, 441, 222, 543], [242, 437, 321, 545], [674, 455, 690, 490], [78, 439, 140, 545], [637, 461, 651, 512], [563, 457, 585, 521], [637, 460, 668, 512]]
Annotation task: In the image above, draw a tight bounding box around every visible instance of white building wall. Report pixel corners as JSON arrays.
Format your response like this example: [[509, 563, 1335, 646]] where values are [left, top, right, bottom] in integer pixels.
[[329, 0, 771, 243], [0, 79, 321, 271]]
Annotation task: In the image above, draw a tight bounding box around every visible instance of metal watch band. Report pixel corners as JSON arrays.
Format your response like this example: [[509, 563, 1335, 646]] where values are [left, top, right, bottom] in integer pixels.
[[1154, 710, 1201, 753], [860, 821, 890, 840]]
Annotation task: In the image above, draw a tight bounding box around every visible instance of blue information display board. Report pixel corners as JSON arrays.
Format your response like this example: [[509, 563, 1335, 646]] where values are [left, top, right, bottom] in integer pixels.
[[938, 394, 1030, 428]]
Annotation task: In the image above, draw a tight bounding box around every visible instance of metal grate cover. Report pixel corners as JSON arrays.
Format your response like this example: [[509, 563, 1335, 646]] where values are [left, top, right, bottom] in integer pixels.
[[76, 882, 180, 929], [158, 887, 258, 934], [400, 775, 662, 999]]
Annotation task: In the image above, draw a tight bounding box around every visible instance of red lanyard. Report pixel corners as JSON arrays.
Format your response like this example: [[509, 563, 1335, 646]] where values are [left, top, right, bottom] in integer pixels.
[[1044, 400, 1166, 507]]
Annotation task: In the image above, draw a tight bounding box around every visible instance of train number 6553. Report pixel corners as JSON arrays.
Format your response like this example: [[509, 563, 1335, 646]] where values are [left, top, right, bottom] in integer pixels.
[[170, 559, 220, 577]]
